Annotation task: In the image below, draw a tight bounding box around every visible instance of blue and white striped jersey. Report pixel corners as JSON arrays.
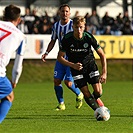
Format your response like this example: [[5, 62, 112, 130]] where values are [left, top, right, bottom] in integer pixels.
[[51, 19, 73, 46]]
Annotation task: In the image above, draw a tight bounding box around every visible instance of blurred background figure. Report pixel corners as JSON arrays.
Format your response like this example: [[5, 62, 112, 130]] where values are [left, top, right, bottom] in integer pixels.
[[102, 26, 112, 35], [21, 8, 35, 34], [89, 10, 101, 32], [18, 18, 29, 34]]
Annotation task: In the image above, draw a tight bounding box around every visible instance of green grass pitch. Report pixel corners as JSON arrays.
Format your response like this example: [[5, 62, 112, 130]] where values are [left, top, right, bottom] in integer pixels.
[[0, 81, 132, 133]]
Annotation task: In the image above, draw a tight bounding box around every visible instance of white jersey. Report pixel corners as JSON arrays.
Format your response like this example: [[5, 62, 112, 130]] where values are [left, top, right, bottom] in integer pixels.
[[0, 20, 26, 83]]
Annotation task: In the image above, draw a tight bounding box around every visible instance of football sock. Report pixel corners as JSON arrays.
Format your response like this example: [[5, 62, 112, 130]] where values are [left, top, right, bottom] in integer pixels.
[[92, 91, 102, 99], [0, 99, 12, 123], [92, 92, 104, 106], [54, 85, 64, 103], [84, 95, 99, 111], [68, 83, 80, 96], [96, 98, 104, 107]]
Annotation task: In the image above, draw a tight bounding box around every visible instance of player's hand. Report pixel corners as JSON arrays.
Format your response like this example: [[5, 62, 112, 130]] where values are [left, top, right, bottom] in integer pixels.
[[73, 62, 83, 71], [41, 53, 47, 62], [11, 82, 17, 88], [99, 73, 107, 84]]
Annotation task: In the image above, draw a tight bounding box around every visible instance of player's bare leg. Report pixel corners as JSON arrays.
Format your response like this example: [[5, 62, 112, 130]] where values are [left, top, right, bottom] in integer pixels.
[[92, 83, 104, 107]]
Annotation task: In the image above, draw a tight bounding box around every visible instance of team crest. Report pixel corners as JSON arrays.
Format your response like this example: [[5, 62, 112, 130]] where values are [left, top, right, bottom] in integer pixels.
[[83, 43, 88, 48]]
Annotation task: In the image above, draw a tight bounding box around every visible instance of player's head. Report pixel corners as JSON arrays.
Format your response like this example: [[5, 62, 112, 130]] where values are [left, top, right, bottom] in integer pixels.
[[3, 4, 21, 25], [59, 4, 71, 21], [72, 16, 86, 39]]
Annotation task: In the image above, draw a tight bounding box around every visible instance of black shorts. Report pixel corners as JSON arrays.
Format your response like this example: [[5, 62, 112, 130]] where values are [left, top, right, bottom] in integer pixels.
[[71, 62, 100, 89]]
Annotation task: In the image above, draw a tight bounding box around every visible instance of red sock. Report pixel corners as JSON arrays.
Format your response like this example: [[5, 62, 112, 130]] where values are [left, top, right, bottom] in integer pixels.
[[97, 98, 104, 107]]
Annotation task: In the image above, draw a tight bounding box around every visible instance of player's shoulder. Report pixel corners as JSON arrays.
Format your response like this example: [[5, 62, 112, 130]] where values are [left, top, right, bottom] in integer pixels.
[[69, 19, 73, 23], [17, 27, 25, 37], [0, 20, 25, 37], [84, 31, 94, 38], [53, 20, 60, 27], [14, 25, 26, 39]]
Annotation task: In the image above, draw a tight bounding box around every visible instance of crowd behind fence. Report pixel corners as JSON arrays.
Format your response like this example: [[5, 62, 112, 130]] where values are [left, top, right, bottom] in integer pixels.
[[1, 8, 133, 35]]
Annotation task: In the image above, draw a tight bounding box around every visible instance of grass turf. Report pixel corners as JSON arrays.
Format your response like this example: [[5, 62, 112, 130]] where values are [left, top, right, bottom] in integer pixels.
[[0, 81, 132, 133], [6, 59, 133, 83]]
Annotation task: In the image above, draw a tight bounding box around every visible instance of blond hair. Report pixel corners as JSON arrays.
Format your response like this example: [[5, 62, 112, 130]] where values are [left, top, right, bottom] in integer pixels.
[[73, 16, 86, 25]]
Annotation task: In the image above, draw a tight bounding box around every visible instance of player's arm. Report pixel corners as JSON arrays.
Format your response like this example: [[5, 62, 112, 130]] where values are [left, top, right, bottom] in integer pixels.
[[57, 50, 83, 71], [12, 39, 26, 88], [12, 54, 23, 88], [96, 47, 107, 83], [41, 40, 56, 62]]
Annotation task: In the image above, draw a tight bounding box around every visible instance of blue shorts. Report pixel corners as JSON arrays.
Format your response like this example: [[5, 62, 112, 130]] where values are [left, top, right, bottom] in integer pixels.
[[54, 60, 73, 81], [0, 77, 12, 100]]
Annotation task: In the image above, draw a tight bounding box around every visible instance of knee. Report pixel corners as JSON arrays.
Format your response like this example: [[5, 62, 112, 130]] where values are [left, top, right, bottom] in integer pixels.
[[95, 89, 103, 96], [54, 79, 62, 86], [93, 83, 103, 96], [64, 80, 72, 88]]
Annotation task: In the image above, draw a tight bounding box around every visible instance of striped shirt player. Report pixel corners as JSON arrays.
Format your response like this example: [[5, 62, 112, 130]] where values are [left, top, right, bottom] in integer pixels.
[[51, 19, 73, 47], [52, 19, 74, 81], [42, 4, 83, 110], [0, 5, 26, 123]]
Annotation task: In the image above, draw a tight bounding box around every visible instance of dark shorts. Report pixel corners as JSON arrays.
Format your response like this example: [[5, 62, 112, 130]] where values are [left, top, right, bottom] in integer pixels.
[[71, 62, 100, 88]]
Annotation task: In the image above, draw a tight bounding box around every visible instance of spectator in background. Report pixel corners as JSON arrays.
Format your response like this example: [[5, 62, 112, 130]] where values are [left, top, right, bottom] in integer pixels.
[[123, 11, 130, 24], [84, 12, 90, 26], [116, 13, 123, 29], [103, 26, 112, 35], [121, 20, 132, 35], [32, 20, 41, 34], [73, 11, 79, 17], [89, 10, 101, 31], [41, 11, 51, 24], [53, 9, 60, 23], [121, 11, 132, 35], [39, 15, 52, 34], [84, 12, 97, 35], [18, 18, 29, 34], [17, 8, 132, 35], [40, 24, 51, 34], [39, 11, 52, 34], [102, 11, 114, 27], [131, 19, 133, 34], [32, 9, 40, 23], [84, 11, 97, 35], [32, 26, 39, 34], [21, 8, 35, 34]]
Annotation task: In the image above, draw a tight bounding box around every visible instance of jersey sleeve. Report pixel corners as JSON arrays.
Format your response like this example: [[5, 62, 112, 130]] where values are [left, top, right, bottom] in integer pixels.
[[16, 37, 26, 56], [12, 54, 23, 84], [90, 34, 100, 51], [86, 32, 100, 51], [51, 23, 58, 41], [12, 36, 26, 84]]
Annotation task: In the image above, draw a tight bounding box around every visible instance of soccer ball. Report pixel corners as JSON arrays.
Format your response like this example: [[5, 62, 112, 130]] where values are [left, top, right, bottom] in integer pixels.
[[94, 106, 110, 121]]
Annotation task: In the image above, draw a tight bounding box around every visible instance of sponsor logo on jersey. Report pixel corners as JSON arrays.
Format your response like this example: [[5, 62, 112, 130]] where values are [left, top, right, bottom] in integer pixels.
[[70, 49, 88, 52]]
